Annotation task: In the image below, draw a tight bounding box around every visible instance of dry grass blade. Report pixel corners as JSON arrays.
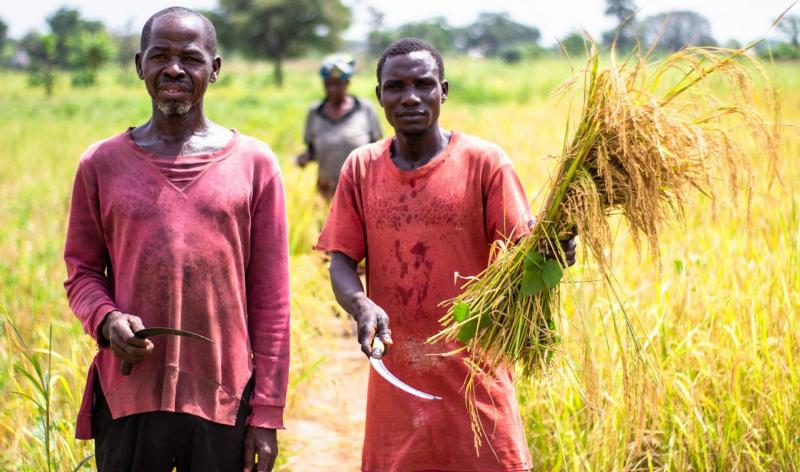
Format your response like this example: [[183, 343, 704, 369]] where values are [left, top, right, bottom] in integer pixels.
[[428, 45, 780, 451]]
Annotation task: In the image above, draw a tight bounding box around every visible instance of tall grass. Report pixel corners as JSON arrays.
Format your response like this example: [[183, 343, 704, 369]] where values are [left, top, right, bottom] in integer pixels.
[[432, 47, 782, 451], [0, 56, 798, 469]]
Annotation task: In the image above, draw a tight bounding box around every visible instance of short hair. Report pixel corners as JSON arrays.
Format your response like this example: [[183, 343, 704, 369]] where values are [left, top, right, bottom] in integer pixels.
[[140, 7, 218, 56], [376, 38, 445, 85]]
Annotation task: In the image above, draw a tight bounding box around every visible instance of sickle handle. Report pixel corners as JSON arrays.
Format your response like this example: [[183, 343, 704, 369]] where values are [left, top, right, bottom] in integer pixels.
[[120, 330, 148, 376], [371, 338, 385, 357]]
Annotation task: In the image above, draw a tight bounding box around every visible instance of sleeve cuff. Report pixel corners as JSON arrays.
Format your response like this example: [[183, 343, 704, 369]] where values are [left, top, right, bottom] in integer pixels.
[[312, 243, 364, 264], [87, 303, 119, 347], [247, 405, 285, 429]]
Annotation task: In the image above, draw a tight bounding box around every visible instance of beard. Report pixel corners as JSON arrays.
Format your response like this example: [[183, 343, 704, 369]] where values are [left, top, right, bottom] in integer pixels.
[[156, 100, 192, 117]]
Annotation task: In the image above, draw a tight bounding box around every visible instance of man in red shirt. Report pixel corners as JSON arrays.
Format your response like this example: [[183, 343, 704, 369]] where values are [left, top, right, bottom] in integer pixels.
[[64, 7, 288, 471], [316, 38, 574, 471]]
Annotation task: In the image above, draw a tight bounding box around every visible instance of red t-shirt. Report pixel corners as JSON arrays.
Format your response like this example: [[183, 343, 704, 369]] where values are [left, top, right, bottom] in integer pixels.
[[316, 132, 533, 471]]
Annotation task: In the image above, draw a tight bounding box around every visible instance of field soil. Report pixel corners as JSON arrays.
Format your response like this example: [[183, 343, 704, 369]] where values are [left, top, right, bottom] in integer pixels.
[[283, 332, 368, 471]]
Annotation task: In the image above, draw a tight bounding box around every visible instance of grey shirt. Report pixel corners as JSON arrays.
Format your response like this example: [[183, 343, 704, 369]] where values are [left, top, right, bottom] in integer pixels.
[[304, 97, 383, 183]]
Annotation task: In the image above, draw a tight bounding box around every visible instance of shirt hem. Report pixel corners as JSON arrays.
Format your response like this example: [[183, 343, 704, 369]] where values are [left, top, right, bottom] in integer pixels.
[[360, 465, 532, 472]]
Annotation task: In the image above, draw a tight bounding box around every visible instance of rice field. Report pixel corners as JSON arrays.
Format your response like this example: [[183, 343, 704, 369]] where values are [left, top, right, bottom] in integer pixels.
[[0, 55, 798, 470]]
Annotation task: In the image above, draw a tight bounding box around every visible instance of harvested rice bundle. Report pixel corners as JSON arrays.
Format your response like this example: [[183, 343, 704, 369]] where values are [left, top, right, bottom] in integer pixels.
[[428, 46, 779, 445]]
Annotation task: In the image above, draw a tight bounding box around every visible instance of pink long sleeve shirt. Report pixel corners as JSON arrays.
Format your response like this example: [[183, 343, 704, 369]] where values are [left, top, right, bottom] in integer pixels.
[[64, 129, 290, 439]]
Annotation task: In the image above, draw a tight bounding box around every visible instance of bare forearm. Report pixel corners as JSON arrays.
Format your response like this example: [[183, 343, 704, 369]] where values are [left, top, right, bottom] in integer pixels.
[[329, 251, 392, 357], [330, 252, 368, 317]]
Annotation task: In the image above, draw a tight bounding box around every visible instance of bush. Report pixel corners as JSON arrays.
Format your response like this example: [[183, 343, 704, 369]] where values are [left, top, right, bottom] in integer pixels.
[[70, 69, 95, 87], [759, 43, 800, 61]]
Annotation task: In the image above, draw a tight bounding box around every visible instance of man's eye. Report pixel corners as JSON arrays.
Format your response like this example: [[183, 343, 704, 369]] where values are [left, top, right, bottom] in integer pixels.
[[185, 57, 203, 64]]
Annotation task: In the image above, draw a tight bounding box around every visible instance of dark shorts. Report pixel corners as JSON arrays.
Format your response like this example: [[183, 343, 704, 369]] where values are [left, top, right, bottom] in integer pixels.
[[92, 378, 252, 472]]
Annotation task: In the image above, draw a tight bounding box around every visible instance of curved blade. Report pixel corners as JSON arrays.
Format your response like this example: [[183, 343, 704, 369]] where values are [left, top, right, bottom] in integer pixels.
[[134, 327, 213, 343], [369, 339, 441, 400], [369, 357, 441, 401]]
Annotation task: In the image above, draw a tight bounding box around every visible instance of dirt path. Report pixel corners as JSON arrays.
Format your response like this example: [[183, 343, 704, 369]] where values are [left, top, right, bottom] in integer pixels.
[[282, 333, 368, 471]]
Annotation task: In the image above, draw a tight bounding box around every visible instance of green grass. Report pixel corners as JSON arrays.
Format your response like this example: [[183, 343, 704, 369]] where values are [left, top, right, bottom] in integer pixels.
[[0, 56, 798, 470]]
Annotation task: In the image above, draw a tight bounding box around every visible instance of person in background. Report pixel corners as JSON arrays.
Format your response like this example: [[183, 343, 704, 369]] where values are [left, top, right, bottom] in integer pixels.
[[295, 53, 383, 199]]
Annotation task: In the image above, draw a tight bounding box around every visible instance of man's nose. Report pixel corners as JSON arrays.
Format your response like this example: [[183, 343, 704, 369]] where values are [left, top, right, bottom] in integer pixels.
[[400, 88, 421, 106], [163, 58, 186, 78]]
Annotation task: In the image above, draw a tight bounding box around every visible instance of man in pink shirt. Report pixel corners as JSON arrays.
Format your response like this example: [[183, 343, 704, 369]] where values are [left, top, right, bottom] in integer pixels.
[[63, 7, 289, 471]]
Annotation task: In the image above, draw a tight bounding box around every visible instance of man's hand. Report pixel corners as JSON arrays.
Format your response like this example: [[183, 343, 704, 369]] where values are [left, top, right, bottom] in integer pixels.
[[100, 310, 154, 364], [329, 252, 392, 358], [294, 150, 311, 168], [548, 226, 578, 267], [353, 296, 393, 359], [243, 426, 277, 472], [529, 219, 578, 267]]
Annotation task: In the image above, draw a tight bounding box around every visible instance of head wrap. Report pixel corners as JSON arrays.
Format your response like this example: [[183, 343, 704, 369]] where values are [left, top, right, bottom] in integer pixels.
[[320, 53, 356, 80]]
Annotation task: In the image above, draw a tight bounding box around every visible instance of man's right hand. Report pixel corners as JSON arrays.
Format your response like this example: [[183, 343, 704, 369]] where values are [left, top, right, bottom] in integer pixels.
[[353, 297, 393, 359], [100, 310, 154, 364], [294, 150, 311, 168]]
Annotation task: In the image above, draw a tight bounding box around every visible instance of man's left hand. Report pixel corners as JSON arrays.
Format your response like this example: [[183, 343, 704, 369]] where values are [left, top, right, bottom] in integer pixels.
[[553, 226, 578, 267], [243, 427, 277, 472], [529, 219, 578, 267]]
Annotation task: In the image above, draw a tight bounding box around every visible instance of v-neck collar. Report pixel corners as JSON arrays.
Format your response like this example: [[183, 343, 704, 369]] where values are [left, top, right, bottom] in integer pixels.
[[123, 128, 240, 193], [315, 96, 361, 124], [383, 131, 460, 184]]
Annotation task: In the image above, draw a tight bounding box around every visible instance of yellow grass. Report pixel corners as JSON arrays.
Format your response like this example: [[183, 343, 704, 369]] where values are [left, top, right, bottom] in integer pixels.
[[0, 55, 798, 469]]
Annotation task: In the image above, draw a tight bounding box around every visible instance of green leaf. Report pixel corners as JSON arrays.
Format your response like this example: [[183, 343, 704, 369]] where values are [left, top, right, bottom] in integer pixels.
[[541, 260, 563, 288], [456, 315, 491, 343], [457, 318, 477, 343], [453, 302, 470, 322], [524, 250, 545, 269], [522, 265, 545, 296], [674, 259, 684, 275]]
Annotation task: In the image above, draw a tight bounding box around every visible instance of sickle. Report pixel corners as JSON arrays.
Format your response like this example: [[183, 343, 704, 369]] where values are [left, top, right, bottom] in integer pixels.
[[121, 327, 213, 376], [369, 339, 441, 401]]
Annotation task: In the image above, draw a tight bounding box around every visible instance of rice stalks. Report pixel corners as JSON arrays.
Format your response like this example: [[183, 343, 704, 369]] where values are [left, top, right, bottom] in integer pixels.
[[428, 45, 780, 449]]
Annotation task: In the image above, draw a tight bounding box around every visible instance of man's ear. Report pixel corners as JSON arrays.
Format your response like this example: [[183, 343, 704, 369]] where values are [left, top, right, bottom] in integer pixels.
[[440, 80, 449, 103], [210, 56, 221, 83], [375, 84, 382, 105], [134, 52, 144, 79]]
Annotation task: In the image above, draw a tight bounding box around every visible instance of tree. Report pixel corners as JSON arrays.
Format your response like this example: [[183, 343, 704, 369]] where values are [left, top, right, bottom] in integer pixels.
[[366, 12, 463, 57], [602, 0, 637, 50], [396, 18, 459, 54], [0, 17, 7, 54], [560, 32, 590, 56], [114, 32, 139, 66], [70, 31, 117, 86], [723, 39, 742, 50], [366, 7, 393, 57], [605, 0, 636, 20], [463, 12, 540, 57], [112, 19, 140, 66], [46, 7, 103, 68], [215, 0, 351, 86], [24, 33, 57, 95], [777, 14, 800, 47], [639, 11, 716, 52]]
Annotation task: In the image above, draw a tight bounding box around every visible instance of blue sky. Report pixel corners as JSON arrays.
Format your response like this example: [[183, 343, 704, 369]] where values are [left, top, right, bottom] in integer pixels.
[[2, 0, 796, 45]]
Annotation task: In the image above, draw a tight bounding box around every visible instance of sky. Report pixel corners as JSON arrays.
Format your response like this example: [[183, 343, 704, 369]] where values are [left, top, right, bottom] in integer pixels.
[[2, 0, 796, 45]]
